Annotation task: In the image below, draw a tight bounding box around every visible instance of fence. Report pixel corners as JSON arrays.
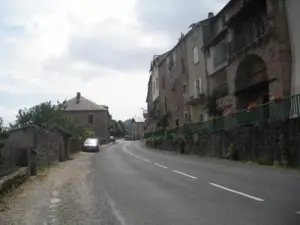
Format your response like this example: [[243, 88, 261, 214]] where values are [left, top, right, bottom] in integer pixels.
[[144, 94, 300, 139], [0, 146, 15, 178]]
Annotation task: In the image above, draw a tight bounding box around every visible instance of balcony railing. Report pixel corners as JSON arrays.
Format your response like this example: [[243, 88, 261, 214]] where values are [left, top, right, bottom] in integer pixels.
[[144, 93, 300, 139], [229, 17, 268, 56], [186, 89, 206, 105]]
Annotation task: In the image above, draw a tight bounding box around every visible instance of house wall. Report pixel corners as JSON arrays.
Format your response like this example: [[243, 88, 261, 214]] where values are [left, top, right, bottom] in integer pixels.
[[132, 122, 145, 140], [66, 110, 110, 141], [162, 40, 188, 127], [285, 0, 300, 95], [186, 25, 207, 99], [7, 126, 60, 168], [185, 23, 210, 122]]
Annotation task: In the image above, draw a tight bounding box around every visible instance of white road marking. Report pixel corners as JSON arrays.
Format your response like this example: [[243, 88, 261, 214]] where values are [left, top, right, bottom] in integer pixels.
[[140, 157, 151, 163], [154, 163, 168, 169], [209, 182, 264, 202], [172, 170, 197, 179]]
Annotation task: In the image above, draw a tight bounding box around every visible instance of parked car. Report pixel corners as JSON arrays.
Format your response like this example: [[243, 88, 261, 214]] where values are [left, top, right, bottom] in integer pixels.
[[124, 135, 131, 140], [82, 138, 100, 152]]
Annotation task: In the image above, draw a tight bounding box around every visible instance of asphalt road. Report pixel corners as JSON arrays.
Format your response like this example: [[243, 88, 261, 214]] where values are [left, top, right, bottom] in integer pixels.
[[93, 140, 300, 225]]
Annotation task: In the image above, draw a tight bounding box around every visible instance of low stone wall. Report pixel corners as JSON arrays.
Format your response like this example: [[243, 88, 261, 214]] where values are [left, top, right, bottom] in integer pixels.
[[35, 128, 60, 166], [7, 126, 60, 169], [146, 119, 300, 167], [0, 167, 29, 194]]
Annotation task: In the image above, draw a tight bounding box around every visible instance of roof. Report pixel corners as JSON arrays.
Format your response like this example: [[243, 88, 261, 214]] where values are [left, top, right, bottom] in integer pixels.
[[150, 51, 170, 71], [157, 17, 213, 67], [65, 95, 108, 111], [131, 116, 145, 124]]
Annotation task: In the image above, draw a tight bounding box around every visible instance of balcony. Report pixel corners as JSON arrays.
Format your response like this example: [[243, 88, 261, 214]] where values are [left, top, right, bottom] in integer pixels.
[[186, 89, 207, 106], [148, 107, 161, 120], [229, 17, 270, 57]]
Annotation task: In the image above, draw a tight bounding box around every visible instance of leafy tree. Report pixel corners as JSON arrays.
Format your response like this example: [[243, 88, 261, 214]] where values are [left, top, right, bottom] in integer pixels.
[[10, 101, 94, 141], [110, 118, 127, 137]]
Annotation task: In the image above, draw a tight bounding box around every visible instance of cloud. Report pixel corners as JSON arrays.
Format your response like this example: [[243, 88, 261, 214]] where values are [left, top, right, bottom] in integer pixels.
[[0, 0, 228, 124], [136, 0, 228, 37]]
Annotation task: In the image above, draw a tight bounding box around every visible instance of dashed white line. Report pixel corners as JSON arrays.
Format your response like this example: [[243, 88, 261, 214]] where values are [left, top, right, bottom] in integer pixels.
[[172, 170, 197, 179], [154, 163, 168, 169], [209, 182, 264, 202], [140, 157, 151, 163]]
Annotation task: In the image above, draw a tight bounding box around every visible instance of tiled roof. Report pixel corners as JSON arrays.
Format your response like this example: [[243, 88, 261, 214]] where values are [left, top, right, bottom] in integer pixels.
[[65, 95, 108, 111]]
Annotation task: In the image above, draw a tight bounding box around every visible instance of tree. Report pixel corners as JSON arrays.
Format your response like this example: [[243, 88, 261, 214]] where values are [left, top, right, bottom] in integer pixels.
[[110, 118, 127, 137], [10, 101, 94, 141]]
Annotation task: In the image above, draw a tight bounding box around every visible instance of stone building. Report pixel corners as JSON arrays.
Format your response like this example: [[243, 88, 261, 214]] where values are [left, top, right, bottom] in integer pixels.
[[203, 0, 292, 116], [65, 92, 110, 143], [145, 52, 169, 131], [131, 117, 145, 140], [157, 34, 189, 128], [184, 18, 213, 123]]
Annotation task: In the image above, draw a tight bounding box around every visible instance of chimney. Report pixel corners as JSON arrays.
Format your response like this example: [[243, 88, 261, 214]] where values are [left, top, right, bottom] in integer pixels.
[[76, 92, 81, 103], [208, 12, 214, 18]]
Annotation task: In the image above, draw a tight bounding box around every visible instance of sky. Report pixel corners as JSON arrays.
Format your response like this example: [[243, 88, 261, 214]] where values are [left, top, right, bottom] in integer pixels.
[[0, 0, 227, 124]]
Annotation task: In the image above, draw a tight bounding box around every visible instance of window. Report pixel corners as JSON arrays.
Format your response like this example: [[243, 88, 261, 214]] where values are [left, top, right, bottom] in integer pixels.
[[181, 58, 185, 73], [200, 114, 204, 122], [207, 48, 211, 58], [213, 41, 227, 68], [183, 85, 187, 93], [193, 46, 199, 64], [162, 76, 166, 89], [156, 78, 159, 90], [164, 97, 168, 112], [88, 114, 94, 124], [152, 81, 155, 94], [184, 113, 188, 123]]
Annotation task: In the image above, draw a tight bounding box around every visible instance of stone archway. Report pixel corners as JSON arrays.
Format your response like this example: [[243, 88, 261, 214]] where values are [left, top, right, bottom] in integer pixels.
[[235, 54, 269, 110]]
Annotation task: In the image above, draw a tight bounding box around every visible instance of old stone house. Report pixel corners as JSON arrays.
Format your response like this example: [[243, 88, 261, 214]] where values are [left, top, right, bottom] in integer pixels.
[[65, 92, 110, 143], [131, 117, 145, 140], [145, 52, 169, 131], [157, 35, 189, 128], [184, 18, 213, 123], [203, 0, 292, 116]]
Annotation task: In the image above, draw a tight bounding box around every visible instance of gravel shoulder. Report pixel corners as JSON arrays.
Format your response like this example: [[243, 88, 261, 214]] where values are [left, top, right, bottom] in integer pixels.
[[0, 151, 120, 225]]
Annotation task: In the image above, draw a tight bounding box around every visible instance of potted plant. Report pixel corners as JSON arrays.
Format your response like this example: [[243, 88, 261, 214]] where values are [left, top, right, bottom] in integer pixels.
[[248, 102, 256, 110]]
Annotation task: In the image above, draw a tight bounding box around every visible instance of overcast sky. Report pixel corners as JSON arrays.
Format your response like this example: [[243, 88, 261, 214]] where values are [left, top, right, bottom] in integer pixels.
[[0, 0, 227, 124]]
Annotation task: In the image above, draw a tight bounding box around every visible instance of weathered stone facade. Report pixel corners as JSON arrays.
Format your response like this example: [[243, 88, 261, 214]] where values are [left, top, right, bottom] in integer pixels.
[[65, 92, 110, 142], [7, 126, 61, 168]]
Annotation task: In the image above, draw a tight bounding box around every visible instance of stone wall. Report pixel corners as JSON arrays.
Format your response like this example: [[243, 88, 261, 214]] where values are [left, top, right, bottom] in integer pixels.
[[7, 126, 60, 168], [146, 118, 300, 167], [34, 127, 60, 166]]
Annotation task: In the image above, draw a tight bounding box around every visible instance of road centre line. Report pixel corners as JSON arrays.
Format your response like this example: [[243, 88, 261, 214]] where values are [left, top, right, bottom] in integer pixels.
[[140, 157, 151, 163], [154, 163, 168, 169], [172, 170, 197, 179], [209, 182, 264, 202]]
